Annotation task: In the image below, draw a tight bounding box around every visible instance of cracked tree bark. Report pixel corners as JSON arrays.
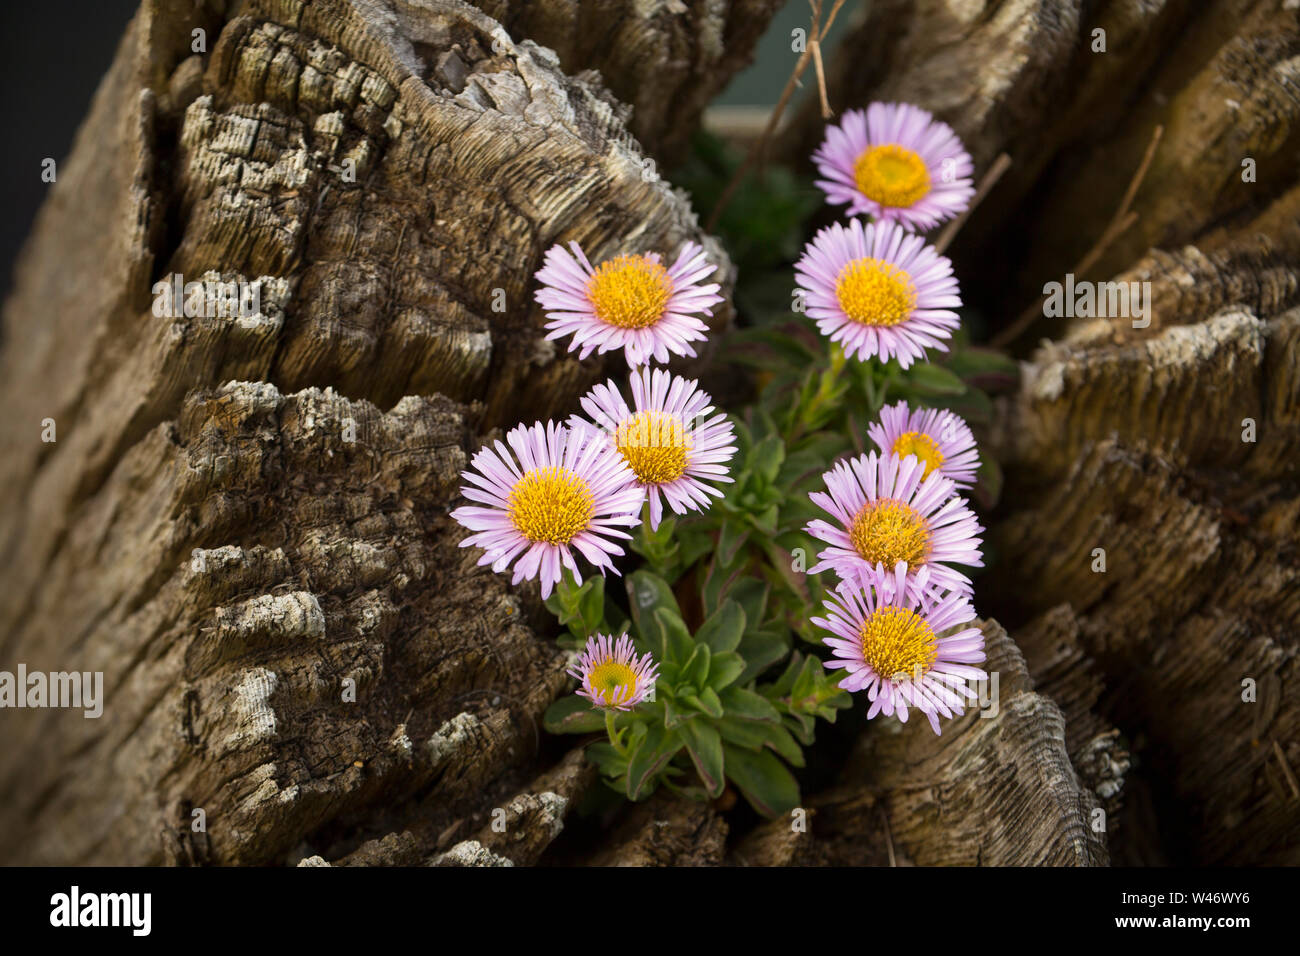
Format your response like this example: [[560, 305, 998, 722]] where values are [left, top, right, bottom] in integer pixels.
[[466, 0, 786, 165], [3, 0, 1288, 867], [0, 0, 739, 866]]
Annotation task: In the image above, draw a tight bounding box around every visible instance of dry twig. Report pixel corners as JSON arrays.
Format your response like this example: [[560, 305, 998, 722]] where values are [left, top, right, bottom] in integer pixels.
[[933, 152, 1012, 255], [705, 0, 847, 233], [991, 125, 1164, 348]]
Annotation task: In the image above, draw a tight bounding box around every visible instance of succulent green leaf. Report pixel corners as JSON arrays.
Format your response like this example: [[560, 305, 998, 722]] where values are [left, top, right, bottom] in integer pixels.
[[542, 695, 607, 735], [706, 650, 746, 690], [697, 599, 746, 654], [724, 744, 800, 818], [680, 719, 726, 798], [626, 724, 683, 800]]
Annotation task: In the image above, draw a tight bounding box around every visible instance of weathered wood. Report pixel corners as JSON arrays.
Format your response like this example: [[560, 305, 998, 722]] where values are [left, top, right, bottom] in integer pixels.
[[468, 0, 786, 164], [0, 0, 731, 865]]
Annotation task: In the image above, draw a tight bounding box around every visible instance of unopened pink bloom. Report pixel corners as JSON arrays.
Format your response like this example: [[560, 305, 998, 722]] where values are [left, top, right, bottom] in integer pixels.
[[569, 633, 659, 710]]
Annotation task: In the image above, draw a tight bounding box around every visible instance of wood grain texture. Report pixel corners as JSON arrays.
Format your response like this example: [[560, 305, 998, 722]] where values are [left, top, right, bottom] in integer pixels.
[[0, 0, 731, 865], [468, 0, 786, 164]]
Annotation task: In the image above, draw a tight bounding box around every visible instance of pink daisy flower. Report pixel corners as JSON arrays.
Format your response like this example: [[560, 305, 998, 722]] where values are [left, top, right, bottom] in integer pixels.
[[812, 563, 987, 735], [868, 400, 980, 490], [573, 368, 737, 530], [569, 633, 660, 711], [534, 240, 723, 368], [805, 451, 983, 599], [813, 102, 975, 231], [450, 421, 645, 599], [794, 218, 961, 368]]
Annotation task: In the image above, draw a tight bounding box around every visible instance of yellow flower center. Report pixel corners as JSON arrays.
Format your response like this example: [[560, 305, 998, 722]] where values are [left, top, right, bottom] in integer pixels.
[[853, 143, 931, 208], [615, 410, 690, 484], [892, 430, 945, 479], [586, 255, 674, 329], [859, 606, 938, 682], [507, 466, 595, 544], [835, 258, 916, 326], [589, 660, 638, 703], [849, 498, 930, 569]]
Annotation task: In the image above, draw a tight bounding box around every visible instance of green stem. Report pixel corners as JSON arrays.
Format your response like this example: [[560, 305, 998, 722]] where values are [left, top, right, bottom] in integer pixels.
[[605, 708, 627, 755], [877, 363, 896, 412], [793, 342, 846, 440]]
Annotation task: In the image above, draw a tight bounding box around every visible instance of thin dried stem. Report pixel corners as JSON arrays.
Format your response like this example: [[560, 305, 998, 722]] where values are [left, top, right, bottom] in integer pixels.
[[809, 0, 832, 119], [991, 124, 1164, 349], [933, 152, 1012, 255], [811, 39, 832, 118], [705, 0, 847, 233], [1274, 740, 1300, 800], [880, 805, 898, 867]]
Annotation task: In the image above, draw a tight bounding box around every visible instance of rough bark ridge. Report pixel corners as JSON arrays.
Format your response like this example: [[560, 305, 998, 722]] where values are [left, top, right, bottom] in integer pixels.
[[799, 0, 1300, 864], [990, 223, 1300, 865], [0, 0, 733, 865], [468, 0, 785, 164]]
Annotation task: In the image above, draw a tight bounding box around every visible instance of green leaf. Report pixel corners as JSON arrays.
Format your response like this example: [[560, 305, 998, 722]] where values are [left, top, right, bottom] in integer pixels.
[[626, 724, 683, 800], [626, 570, 679, 658], [680, 643, 711, 689], [679, 719, 726, 798], [630, 517, 682, 578], [766, 652, 802, 697], [663, 697, 684, 729], [542, 695, 608, 735], [785, 711, 816, 746], [587, 741, 627, 779], [699, 549, 746, 617], [945, 345, 1019, 387], [720, 686, 782, 723], [717, 520, 749, 566], [728, 578, 769, 632], [791, 654, 820, 705], [697, 600, 746, 654], [676, 525, 716, 574], [736, 631, 790, 684], [706, 651, 746, 691], [762, 722, 806, 768], [750, 434, 785, 485], [655, 607, 696, 668], [902, 362, 966, 396], [578, 574, 606, 637], [975, 453, 1003, 509], [692, 686, 725, 719], [544, 570, 597, 637], [725, 327, 819, 370], [749, 504, 780, 534], [716, 714, 771, 751], [724, 745, 800, 818]]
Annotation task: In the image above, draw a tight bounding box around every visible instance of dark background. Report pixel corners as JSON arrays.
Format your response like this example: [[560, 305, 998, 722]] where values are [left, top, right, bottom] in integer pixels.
[[1, 2, 140, 301]]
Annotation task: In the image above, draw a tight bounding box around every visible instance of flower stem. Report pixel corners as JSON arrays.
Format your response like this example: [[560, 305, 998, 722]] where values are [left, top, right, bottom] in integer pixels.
[[604, 708, 626, 755], [796, 342, 847, 437]]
